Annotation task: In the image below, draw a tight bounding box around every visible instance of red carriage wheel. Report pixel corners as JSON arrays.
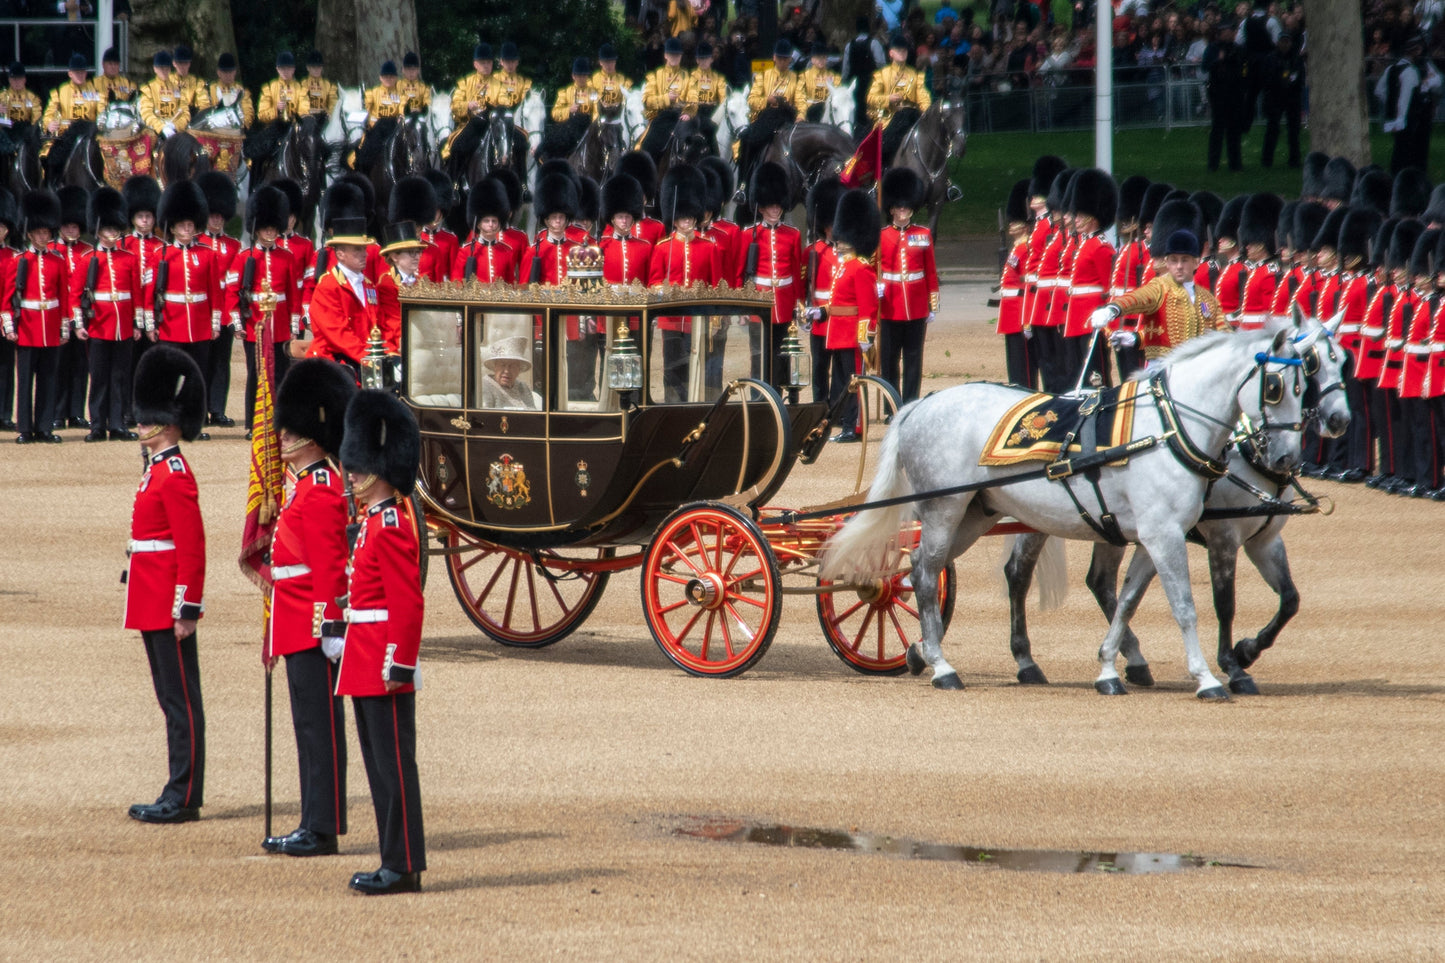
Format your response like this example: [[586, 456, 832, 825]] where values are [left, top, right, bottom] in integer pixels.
[[641, 503, 782, 678], [444, 527, 610, 648], [816, 564, 957, 675]]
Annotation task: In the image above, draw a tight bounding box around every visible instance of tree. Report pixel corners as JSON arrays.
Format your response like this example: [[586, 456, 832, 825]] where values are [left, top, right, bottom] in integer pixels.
[[126, 0, 237, 77], [316, 0, 420, 87], [1300, 0, 1370, 164]]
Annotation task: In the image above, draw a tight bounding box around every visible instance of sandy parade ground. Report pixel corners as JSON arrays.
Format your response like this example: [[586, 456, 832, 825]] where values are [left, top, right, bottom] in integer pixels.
[[1, 280, 1442, 961]]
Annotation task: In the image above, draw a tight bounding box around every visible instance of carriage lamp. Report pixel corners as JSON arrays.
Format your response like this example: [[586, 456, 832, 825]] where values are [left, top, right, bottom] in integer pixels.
[[607, 320, 643, 405], [361, 325, 389, 390], [780, 310, 811, 402]]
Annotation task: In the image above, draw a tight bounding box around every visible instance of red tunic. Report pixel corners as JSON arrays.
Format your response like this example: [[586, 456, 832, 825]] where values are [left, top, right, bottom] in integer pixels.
[[1427, 298, 1445, 399], [741, 221, 803, 325], [996, 239, 1026, 336], [121, 232, 166, 329], [519, 233, 577, 285], [418, 226, 459, 282], [807, 239, 837, 338], [374, 269, 412, 353], [1334, 273, 1369, 359], [1356, 281, 1394, 382], [48, 237, 93, 278], [1021, 215, 1053, 330], [6, 247, 69, 346], [1270, 264, 1307, 317], [149, 242, 224, 343], [1379, 288, 1417, 392], [1217, 259, 1278, 329], [878, 222, 939, 322], [600, 235, 651, 285], [199, 231, 242, 309], [1400, 291, 1434, 398], [267, 462, 350, 660], [1064, 233, 1115, 337], [283, 232, 319, 321], [125, 446, 205, 632], [449, 238, 517, 283], [306, 267, 380, 365], [648, 232, 719, 331], [709, 217, 743, 287], [824, 253, 877, 350], [228, 244, 302, 344], [335, 497, 424, 697], [71, 246, 141, 341], [1028, 223, 1065, 328]]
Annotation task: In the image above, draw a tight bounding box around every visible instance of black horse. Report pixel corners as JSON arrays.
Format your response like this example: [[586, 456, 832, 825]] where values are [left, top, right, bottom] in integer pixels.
[[44, 120, 106, 190], [354, 114, 431, 230], [747, 122, 855, 221], [0, 122, 43, 193], [446, 108, 531, 221], [248, 115, 329, 228], [887, 101, 967, 235]]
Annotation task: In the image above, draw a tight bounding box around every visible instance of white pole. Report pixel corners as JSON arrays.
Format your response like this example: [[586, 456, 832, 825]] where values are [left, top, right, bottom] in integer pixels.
[[96, 0, 113, 66], [1094, 1, 1112, 174]]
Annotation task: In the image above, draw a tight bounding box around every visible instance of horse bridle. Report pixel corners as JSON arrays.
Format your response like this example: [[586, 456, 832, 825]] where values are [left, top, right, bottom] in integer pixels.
[[900, 103, 963, 183]]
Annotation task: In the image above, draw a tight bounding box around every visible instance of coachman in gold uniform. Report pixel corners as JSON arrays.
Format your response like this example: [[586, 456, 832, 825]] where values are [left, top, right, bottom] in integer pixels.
[[796, 43, 840, 122], [257, 51, 306, 123], [868, 34, 932, 167], [139, 50, 191, 136], [737, 40, 801, 197], [93, 47, 136, 103], [1, 62, 43, 127], [398, 52, 431, 115]]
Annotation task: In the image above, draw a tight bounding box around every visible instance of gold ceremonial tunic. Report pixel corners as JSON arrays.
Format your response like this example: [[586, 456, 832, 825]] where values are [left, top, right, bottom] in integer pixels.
[[363, 84, 405, 126], [139, 77, 191, 132], [0, 87, 43, 124], [686, 67, 727, 110], [175, 72, 211, 111], [449, 72, 492, 124], [866, 63, 930, 123], [207, 82, 255, 128], [257, 78, 305, 122], [589, 69, 631, 113], [42, 80, 101, 132], [487, 70, 532, 110], [796, 66, 841, 113], [551, 82, 597, 122], [643, 64, 691, 118], [93, 72, 137, 103], [302, 76, 338, 116], [1110, 275, 1230, 360], [747, 66, 801, 120], [398, 77, 431, 113]]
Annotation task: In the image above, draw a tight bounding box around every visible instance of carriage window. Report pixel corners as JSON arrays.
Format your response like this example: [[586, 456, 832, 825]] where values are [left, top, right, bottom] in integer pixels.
[[557, 311, 641, 413], [406, 309, 464, 408], [648, 308, 765, 404], [474, 311, 542, 411]]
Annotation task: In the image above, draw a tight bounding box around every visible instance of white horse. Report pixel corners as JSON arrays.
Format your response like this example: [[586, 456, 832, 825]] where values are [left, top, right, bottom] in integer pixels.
[[426, 85, 453, 167], [623, 87, 646, 146], [521, 89, 547, 155], [1004, 312, 1349, 696], [820, 328, 1313, 700], [717, 86, 749, 160], [821, 79, 855, 128]]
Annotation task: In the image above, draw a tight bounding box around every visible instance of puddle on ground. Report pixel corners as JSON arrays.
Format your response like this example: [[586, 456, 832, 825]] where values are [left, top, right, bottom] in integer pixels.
[[670, 817, 1254, 875]]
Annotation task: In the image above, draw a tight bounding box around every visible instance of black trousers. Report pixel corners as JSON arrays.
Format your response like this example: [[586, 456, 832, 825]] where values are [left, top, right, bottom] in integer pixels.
[[1403, 396, 1436, 489], [0, 337, 13, 422], [242, 340, 292, 431], [1367, 380, 1395, 476], [168, 340, 211, 397], [15, 345, 60, 436], [1002, 331, 1035, 388], [1207, 108, 1243, 171], [141, 628, 205, 808], [88, 338, 134, 432], [206, 327, 234, 418], [1062, 331, 1110, 390], [878, 317, 927, 405], [810, 332, 828, 404], [1030, 324, 1070, 394], [1388, 386, 1413, 482], [1431, 395, 1445, 488], [1261, 96, 1302, 168], [53, 336, 88, 422], [821, 345, 860, 430], [352, 692, 425, 874], [285, 648, 347, 837], [747, 320, 786, 388]]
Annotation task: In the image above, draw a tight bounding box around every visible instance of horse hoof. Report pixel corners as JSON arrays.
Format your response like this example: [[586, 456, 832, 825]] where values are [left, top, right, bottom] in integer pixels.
[[1228, 676, 1260, 696], [1124, 664, 1155, 687], [1016, 665, 1049, 685], [931, 672, 964, 691], [1094, 678, 1128, 696], [1196, 686, 1231, 702], [905, 643, 927, 676], [1233, 638, 1260, 670]]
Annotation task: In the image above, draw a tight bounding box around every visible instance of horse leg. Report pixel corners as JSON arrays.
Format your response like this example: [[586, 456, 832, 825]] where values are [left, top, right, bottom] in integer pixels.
[[1094, 547, 1156, 694], [1003, 533, 1048, 684], [908, 497, 995, 690], [1233, 534, 1299, 675], [1203, 532, 1255, 695], [1133, 529, 1229, 700], [1085, 543, 1155, 687]]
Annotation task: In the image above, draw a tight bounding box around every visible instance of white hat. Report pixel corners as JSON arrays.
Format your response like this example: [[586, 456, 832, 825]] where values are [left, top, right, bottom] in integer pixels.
[[484, 335, 532, 372]]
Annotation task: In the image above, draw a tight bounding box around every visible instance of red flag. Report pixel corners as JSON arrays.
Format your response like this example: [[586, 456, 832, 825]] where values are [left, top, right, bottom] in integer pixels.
[[239, 323, 284, 596], [840, 125, 883, 189]]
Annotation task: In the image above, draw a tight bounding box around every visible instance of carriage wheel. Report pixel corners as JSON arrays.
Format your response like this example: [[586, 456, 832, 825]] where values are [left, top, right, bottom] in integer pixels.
[[444, 528, 610, 648], [816, 564, 957, 675], [642, 503, 782, 678]]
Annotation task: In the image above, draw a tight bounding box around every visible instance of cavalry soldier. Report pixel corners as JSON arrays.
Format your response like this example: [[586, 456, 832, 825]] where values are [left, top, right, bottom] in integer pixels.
[[261, 358, 356, 859], [741, 162, 803, 387], [4, 189, 69, 443], [233, 184, 302, 431], [599, 173, 651, 288], [552, 58, 598, 124], [448, 43, 494, 130], [151, 181, 224, 413], [868, 33, 931, 163], [488, 42, 532, 118], [736, 40, 799, 192], [648, 164, 719, 402], [303, 50, 338, 118], [592, 44, 631, 119], [819, 189, 881, 440], [877, 167, 939, 404], [398, 52, 430, 115], [644, 37, 692, 121], [1090, 227, 1229, 365], [50, 185, 93, 432], [336, 389, 427, 895], [76, 187, 142, 442], [139, 50, 191, 138], [197, 172, 241, 427], [352, 60, 406, 169], [94, 46, 136, 103], [306, 215, 379, 373], [124, 344, 208, 825], [171, 45, 212, 113], [376, 220, 424, 354], [0, 192, 15, 433], [42, 53, 100, 139], [258, 51, 306, 124], [796, 43, 840, 123], [996, 179, 1033, 388], [209, 53, 255, 129], [1062, 168, 1119, 387], [803, 176, 842, 408], [452, 177, 517, 283], [1216, 192, 1283, 330], [1, 62, 43, 126]]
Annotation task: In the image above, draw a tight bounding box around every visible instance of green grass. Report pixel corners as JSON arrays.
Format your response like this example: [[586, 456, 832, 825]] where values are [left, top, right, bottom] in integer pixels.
[[937, 126, 1439, 239]]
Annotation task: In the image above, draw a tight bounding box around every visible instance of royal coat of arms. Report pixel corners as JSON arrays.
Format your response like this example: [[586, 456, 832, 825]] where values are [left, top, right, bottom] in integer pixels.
[[487, 453, 531, 510], [1007, 409, 1058, 446]]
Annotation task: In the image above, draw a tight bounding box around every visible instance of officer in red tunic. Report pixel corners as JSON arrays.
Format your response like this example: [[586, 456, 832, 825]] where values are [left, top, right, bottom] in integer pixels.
[[1424, 230, 1445, 498], [1357, 217, 1398, 482], [877, 167, 939, 405], [1062, 169, 1118, 388], [149, 182, 223, 436], [1300, 204, 1352, 474], [197, 171, 242, 428], [303, 180, 370, 324], [4, 189, 70, 443], [648, 165, 719, 402], [520, 173, 579, 285], [75, 187, 142, 441], [233, 186, 303, 431], [307, 216, 380, 374], [480, 168, 531, 261], [273, 179, 316, 332], [740, 162, 803, 387], [451, 178, 517, 283], [996, 179, 1032, 388], [262, 358, 357, 857], [1397, 227, 1437, 496], [818, 189, 879, 444], [125, 345, 207, 824], [0, 192, 19, 433], [1026, 168, 1075, 392], [50, 185, 92, 432], [803, 176, 841, 407], [1324, 208, 1383, 480], [1020, 155, 1067, 343], [337, 389, 426, 895], [375, 220, 424, 354], [598, 174, 652, 288], [1373, 219, 1426, 493]]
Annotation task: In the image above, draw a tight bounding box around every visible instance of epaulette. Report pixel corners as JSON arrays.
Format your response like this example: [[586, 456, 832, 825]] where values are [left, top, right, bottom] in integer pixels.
[[382, 506, 399, 527], [312, 467, 332, 487], [167, 456, 186, 473]]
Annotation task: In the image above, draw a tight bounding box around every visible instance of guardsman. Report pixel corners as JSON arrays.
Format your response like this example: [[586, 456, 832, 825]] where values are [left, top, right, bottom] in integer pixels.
[[1062, 169, 1119, 387], [797, 43, 840, 123], [1372, 219, 1426, 493], [1425, 231, 1445, 497], [261, 358, 356, 859], [599, 173, 651, 288], [573, 175, 600, 240], [748, 39, 800, 123], [302, 50, 338, 118], [1268, 200, 1302, 315], [488, 42, 532, 116], [0, 190, 20, 432], [700, 156, 741, 285], [552, 58, 598, 124], [867, 33, 930, 127], [452, 177, 517, 283], [139, 51, 190, 137], [42, 53, 100, 138], [197, 172, 240, 427], [76, 187, 142, 441], [644, 37, 692, 121], [803, 176, 842, 409], [592, 44, 631, 119], [209, 53, 255, 129], [1090, 228, 1229, 364], [1108, 175, 1150, 381], [398, 52, 430, 115], [1308, 206, 1360, 477], [1397, 227, 1437, 496], [336, 389, 427, 895], [1, 62, 43, 126], [740, 162, 802, 387], [171, 45, 212, 113], [1028, 168, 1073, 392], [150, 181, 224, 413], [1202, 193, 1245, 291], [50, 185, 92, 433], [448, 43, 494, 129], [877, 167, 939, 404], [124, 345, 208, 825], [1218, 192, 1283, 330], [421, 170, 460, 284], [233, 185, 302, 430], [996, 179, 1033, 388], [1357, 217, 1399, 484], [1280, 202, 1328, 324], [258, 51, 305, 124], [819, 189, 881, 441], [648, 164, 719, 402], [520, 173, 579, 285], [4, 189, 70, 443], [120, 175, 164, 341], [93, 46, 136, 103], [613, 151, 665, 244], [306, 215, 379, 372], [1326, 208, 1381, 482], [1020, 157, 1066, 387]]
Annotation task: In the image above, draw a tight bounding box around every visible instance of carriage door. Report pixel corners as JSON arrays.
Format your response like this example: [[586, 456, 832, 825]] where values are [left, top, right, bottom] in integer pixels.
[[405, 304, 472, 520]]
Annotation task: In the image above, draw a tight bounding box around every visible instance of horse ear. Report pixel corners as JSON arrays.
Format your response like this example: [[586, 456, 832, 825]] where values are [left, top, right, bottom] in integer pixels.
[[1324, 310, 1344, 337], [1292, 324, 1321, 352], [1290, 301, 1304, 330], [1271, 328, 1292, 355]]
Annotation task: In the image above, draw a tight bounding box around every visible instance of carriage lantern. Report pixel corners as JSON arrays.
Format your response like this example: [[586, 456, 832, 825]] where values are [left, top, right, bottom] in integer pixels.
[[607, 319, 643, 405], [780, 308, 811, 401], [361, 324, 389, 390]]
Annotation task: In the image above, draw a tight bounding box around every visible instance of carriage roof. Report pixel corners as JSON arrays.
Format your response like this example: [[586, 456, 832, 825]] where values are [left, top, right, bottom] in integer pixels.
[[402, 278, 776, 311]]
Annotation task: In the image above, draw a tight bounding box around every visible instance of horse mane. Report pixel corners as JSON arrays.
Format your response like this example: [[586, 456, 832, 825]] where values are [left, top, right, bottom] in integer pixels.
[[1128, 329, 1278, 381]]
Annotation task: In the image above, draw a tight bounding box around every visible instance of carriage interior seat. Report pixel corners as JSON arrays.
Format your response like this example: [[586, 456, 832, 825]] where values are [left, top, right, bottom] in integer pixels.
[[407, 307, 465, 408]]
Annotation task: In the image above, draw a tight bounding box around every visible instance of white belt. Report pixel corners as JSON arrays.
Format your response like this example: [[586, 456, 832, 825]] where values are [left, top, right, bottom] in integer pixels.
[[753, 276, 793, 288], [93, 291, 133, 302], [271, 564, 312, 580], [163, 292, 210, 304], [1070, 285, 1104, 295], [346, 608, 389, 623], [129, 539, 175, 553], [20, 298, 59, 310], [814, 288, 832, 300], [257, 292, 287, 301], [1404, 344, 1431, 355], [1237, 312, 1268, 327], [1024, 273, 1039, 284], [1338, 323, 1362, 334], [1360, 326, 1385, 338], [882, 271, 925, 282], [998, 287, 1021, 296]]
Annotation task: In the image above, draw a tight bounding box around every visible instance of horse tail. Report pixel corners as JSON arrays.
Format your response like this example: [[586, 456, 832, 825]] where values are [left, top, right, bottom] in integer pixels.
[[1034, 536, 1068, 611], [818, 404, 918, 583]]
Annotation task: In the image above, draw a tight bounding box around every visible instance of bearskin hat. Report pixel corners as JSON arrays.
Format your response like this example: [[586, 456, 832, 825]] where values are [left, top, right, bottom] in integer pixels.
[[661, 163, 706, 224], [56, 184, 88, 229], [1390, 167, 1432, 219], [1028, 154, 1067, 200], [1240, 192, 1284, 255], [1409, 226, 1439, 278], [534, 172, 578, 221], [157, 180, 208, 231], [275, 358, 357, 458], [1352, 168, 1391, 216], [322, 180, 368, 230], [1135, 182, 1171, 230], [1188, 191, 1224, 245], [1339, 208, 1380, 266], [616, 150, 658, 200], [1312, 205, 1349, 254], [336, 172, 376, 220], [751, 161, 790, 210], [807, 175, 843, 237], [699, 163, 722, 217], [1005, 178, 1030, 225], [1061, 170, 1079, 219], [273, 178, 304, 226], [1148, 199, 1202, 259], [1276, 200, 1298, 251], [132, 344, 206, 441], [1387, 218, 1423, 271], [576, 175, 600, 224], [340, 389, 420, 496], [1293, 202, 1329, 253], [1423, 185, 1445, 224], [1215, 194, 1248, 248], [21, 188, 61, 234], [1371, 217, 1399, 269], [485, 168, 523, 222], [833, 188, 881, 259], [882, 167, 927, 213], [122, 175, 161, 217], [424, 168, 455, 216], [599, 174, 643, 225], [1046, 168, 1075, 214], [1301, 151, 1329, 200], [1069, 168, 1117, 231], [1115, 174, 1150, 229], [0, 186, 18, 234], [467, 177, 512, 227], [1322, 157, 1356, 204], [1433, 228, 1445, 277], [88, 186, 128, 234], [388, 175, 437, 225], [196, 170, 237, 221], [247, 185, 290, 235], [700, 156, 734, 214]]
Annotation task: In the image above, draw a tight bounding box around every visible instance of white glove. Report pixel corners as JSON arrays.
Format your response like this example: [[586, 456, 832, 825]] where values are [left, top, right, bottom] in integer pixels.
[[805, 306, 823, 322], [926, 311, 936, 324], [290, 318, 301, 340], [1022, 325, 1033, 341], [1089, 304, 1121, 330], [230, 313, 243, 335], [1109, 330, 1137, 349], [320, 636, 344, 662], [162, 122, 176, 137], [876, 282, 886, 297], [210, 315, 221, 338], [74, 320, 88, 341]]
